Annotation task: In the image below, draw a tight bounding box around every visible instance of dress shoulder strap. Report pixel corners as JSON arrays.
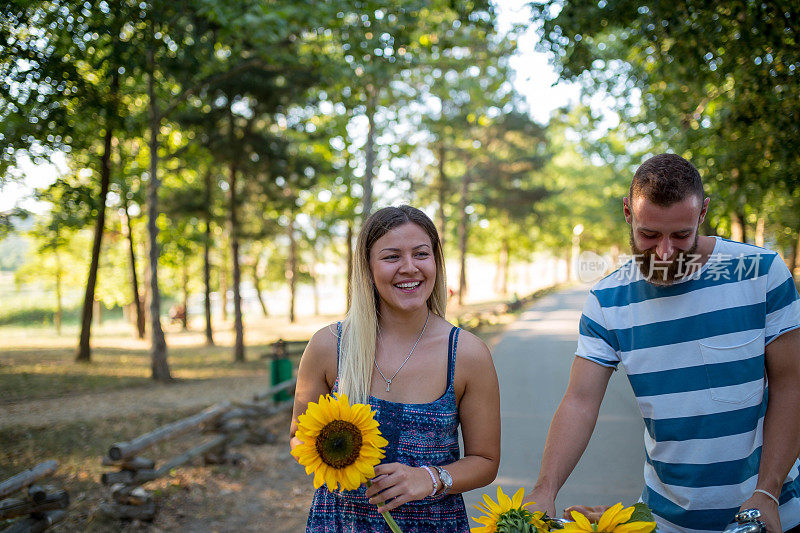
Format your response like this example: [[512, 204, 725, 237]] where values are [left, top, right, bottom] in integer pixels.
[[446, 326, 459, 389]]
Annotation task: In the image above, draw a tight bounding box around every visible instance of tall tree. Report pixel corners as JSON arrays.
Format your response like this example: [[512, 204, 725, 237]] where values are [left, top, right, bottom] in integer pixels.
[[1, 1, 131, 361], [530, 0, 800, 233]]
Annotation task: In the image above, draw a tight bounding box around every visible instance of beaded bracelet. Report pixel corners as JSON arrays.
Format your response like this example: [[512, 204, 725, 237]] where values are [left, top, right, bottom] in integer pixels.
[[754, 488, 780, 506], [421, 466, 438, 497]]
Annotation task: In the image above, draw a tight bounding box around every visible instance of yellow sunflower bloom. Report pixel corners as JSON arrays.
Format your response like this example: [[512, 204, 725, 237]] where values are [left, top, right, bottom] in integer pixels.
[[471, 486, 547, 533], [291, 393, 388, 492], [563, 503, 656, 533]]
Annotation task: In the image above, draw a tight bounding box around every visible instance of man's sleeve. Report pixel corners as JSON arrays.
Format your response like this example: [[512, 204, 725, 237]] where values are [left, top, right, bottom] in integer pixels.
[[576, 291, 621, 368], [765, 254, 800, 345]]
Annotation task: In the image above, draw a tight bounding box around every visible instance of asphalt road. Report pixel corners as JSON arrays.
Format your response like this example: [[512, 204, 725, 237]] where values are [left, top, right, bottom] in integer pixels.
[[462, 285, 646, 521]]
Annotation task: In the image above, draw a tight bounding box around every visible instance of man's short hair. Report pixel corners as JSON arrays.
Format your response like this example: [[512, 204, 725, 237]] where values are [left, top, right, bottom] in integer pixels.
[[629, 153, 705, 206]]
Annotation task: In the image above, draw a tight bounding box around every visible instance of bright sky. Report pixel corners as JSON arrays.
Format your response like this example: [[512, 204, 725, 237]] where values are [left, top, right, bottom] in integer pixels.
[[0, 0, 578, 214]]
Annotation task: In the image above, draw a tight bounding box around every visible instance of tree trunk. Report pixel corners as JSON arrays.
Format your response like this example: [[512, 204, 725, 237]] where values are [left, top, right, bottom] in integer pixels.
[[499, 237, 510, 296], [363, 86, 376, 217], [437, 142, 447, 247], [730, 211, 746, 242], [122, 199, 145, 339], [792, 230, 800, 278], [252, 254, 268, 317], [142, 238, 151, 329], [146, 48, 171, 382], [203, 171, 214, 346], [229, 157, 245, 363], [346, 222, 354, 311], [54, 248, 62, 336], [754, 217, 765, 247], [181, 260, 189, 331], [457, 172, 471, 306], [75, 94, 114, 362], [288, 214, 297, 323], [219, 246, 229, 322], [94, 299, 102, 325], [311, 243, 320, 316]]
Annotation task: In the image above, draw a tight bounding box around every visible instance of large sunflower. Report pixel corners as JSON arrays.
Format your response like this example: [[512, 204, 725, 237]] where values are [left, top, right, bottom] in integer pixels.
[[471, 486, 549, 533], [563, 503, 656, 533], [291, 393, 388, 492]]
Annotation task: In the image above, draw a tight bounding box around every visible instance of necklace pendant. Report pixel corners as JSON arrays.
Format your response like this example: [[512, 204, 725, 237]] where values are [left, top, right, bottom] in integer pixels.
[[385, 381, 391, 392]]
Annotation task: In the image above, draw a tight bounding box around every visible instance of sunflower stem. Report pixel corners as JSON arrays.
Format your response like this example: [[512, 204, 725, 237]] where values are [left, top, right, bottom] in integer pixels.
[[366, 480, 403, 533], [381, 510, 403, 533]]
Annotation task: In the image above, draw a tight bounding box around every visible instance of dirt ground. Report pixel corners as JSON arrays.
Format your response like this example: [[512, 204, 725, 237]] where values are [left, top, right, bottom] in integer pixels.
[[1, 371, 315, 532]]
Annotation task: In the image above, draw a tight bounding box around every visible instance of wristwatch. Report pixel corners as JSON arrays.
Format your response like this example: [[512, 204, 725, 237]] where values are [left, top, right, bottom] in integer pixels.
[[433, 465, 453, 494]]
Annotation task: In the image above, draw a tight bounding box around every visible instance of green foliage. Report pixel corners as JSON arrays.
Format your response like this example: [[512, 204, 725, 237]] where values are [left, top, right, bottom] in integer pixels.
[[3, 0, 621, 340], [530, 0, 800, 244], [495, 508, 541, 533], [627, 502, 655, 524]]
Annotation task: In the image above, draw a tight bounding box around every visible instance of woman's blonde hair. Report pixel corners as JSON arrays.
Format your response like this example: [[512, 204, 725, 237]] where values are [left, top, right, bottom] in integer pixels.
[[338, 205, 447, 403]]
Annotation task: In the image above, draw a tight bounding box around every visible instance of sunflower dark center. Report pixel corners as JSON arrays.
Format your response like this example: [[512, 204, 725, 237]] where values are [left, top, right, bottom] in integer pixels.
[[316, 420, 363, 468]]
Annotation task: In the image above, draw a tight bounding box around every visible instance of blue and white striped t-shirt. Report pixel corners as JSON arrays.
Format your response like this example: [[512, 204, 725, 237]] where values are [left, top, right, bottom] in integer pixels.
[[577, 237, 800, 533]]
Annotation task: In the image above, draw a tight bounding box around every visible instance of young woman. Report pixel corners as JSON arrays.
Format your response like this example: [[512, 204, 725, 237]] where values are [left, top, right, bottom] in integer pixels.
[[290, 205, 500, 532]]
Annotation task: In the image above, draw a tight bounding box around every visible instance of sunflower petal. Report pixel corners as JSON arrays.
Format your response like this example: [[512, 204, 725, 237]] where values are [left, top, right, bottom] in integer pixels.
[[613, 522, 657, 533], [570, 510, 594, 531], [511, 486, 525, 508]]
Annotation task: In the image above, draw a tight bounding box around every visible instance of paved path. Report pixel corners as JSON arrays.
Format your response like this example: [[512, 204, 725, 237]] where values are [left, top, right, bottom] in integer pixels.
[[462, 286, 646, 519]]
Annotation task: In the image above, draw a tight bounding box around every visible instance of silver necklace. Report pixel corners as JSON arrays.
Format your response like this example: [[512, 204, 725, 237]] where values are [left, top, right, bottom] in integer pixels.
[[375, 309, 430, 392]]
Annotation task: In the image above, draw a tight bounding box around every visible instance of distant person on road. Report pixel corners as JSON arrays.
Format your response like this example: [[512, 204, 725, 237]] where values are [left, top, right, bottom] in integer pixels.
[[524, 153, 800, 533], [290, 205, 500, 532]]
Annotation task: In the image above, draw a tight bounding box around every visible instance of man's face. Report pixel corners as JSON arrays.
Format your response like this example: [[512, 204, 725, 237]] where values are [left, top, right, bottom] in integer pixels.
[[624, 194, 707, 285]]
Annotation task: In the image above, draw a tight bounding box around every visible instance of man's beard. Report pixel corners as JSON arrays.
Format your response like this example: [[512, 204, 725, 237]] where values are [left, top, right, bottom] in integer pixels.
[[629, 228, 699, 286]]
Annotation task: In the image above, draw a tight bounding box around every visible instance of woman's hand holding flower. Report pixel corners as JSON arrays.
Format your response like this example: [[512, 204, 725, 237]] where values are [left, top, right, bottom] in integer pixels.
[[366, 462, 438, 513]]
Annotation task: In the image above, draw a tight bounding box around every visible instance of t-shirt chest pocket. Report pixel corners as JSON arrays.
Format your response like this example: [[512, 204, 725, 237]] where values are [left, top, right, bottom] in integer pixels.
[[697, 333, 765, 404]]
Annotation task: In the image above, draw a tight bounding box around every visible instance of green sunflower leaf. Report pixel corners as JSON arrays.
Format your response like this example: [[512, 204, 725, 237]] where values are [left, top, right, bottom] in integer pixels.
[[626, 502, 655, 524], [496, 508, 541, 533]]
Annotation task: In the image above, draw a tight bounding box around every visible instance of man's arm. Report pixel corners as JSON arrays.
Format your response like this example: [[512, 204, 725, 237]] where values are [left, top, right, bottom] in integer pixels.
[[523, 356, 614, 516], [738, 328, 800, 533]]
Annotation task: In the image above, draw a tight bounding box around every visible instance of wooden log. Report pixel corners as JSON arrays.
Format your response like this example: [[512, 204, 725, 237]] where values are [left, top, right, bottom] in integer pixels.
[[219, 451, 247, 466], [26, 485, 50, 505], [98, 501, 156, 521], [218, 406, 262, 423], [0, 498, 25, 519], [108, 402, 231, 460], [101, 456, 155, 471], [1, 509, 67, 533], [252, 378, 296, 402], [122, 434, 230, 488], [0, 461, 58, 500], [0, 490, 69, 519], [111, 485, 151, 506], [216, 419, 246, 434], [100, 471, 134, 486], [245, 426, 276, 445]]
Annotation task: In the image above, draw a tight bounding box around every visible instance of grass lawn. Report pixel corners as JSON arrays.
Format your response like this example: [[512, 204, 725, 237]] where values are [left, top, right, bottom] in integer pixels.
[[0, 312, 334, 403]]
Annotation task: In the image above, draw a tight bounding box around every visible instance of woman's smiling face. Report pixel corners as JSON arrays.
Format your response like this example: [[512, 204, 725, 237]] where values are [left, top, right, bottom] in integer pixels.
[[369, 222, 436, 314]]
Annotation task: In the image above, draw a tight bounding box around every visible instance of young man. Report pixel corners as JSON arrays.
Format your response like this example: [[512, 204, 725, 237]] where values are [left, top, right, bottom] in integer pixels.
[[525, 153, 800, 533]]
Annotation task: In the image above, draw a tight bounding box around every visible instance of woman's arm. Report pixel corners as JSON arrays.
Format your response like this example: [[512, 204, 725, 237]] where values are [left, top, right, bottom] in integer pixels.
[[366, 330, 501, 512], [289, 325, 338, 452]]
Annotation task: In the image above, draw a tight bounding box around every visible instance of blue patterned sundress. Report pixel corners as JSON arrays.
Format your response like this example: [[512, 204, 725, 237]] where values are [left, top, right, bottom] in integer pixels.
[[305, 324, 469, 532]]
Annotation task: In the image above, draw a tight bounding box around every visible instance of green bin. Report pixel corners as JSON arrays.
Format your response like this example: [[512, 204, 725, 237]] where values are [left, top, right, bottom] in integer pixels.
[[270, 357, 293, 402]]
